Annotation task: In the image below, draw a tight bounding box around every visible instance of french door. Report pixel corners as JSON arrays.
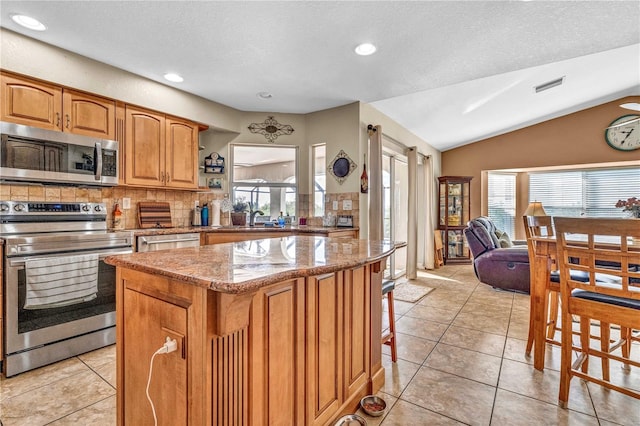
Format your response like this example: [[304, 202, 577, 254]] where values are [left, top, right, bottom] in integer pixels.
[[382, 151, 408, 279]]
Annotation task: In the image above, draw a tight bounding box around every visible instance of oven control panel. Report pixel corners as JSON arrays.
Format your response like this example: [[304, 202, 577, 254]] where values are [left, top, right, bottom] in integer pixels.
[[0, 201, 106, 215]]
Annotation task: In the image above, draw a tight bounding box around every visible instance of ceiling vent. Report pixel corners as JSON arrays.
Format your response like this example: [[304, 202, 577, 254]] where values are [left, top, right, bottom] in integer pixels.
[[535, 77, 565, 93]]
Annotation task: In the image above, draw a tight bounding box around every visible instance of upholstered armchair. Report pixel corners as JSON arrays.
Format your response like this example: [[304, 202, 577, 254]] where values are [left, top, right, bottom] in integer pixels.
[[463, 216, 531, 293]]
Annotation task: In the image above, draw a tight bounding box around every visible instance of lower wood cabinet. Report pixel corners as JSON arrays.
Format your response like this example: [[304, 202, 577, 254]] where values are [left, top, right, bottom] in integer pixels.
[[306, 272, 344, 425], [116, 263, 383, 425]]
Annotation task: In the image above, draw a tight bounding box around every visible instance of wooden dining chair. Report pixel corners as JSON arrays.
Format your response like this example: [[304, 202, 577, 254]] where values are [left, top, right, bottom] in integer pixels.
[[523, 216, 562, 361], [554, 217, 640, 406]]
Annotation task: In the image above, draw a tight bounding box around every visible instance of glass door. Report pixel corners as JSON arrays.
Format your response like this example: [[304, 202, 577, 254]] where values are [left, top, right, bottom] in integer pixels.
[[383, 152, 408, 279]]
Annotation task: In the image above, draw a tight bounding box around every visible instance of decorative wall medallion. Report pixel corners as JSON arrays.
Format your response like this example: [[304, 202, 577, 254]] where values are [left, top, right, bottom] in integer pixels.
[[248, 116, 294, 143], [328, 149, 357, 184]]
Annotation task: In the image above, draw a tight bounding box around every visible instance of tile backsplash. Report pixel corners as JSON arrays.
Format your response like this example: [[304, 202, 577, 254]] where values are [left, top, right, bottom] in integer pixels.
[[0, 184, 359, 228]]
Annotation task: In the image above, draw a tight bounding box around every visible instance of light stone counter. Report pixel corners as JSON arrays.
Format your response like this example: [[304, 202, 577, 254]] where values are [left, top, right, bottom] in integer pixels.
[[106, 235, 392, 294]]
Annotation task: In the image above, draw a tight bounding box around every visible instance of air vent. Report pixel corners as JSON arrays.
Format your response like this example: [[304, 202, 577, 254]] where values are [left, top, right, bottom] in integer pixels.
[[535, 77, 565, 93]]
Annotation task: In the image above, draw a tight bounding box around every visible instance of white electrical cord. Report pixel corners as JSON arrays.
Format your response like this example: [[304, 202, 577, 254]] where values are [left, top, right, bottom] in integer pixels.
[[146, 337, 178, 426]]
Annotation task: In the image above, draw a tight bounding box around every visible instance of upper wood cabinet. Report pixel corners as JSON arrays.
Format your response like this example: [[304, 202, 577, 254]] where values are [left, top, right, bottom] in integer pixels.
[[125, 106, 199, 189], [1, 72, 116, 140]]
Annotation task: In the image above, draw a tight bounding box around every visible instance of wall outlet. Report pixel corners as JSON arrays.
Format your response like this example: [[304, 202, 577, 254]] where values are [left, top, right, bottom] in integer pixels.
[[343, 200, 352, 210], [194, 200, 200, 208], [332, 200, 339, 210], [122, 198, 131, 209]]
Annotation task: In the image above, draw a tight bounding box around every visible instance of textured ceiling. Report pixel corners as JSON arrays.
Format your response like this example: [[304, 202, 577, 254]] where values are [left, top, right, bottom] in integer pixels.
[[1, 1, 639, 151]]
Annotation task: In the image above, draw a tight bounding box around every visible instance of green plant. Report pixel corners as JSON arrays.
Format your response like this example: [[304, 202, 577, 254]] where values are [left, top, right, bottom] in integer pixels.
[[232, 199, 249, 213]]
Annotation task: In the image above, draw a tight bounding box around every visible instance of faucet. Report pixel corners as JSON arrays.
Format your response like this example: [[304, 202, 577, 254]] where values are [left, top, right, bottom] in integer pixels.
[[249, 209, 264, 227]]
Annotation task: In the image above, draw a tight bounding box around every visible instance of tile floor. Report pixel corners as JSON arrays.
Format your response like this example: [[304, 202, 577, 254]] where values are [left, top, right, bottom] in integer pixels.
[[1, 264, 638, 425]]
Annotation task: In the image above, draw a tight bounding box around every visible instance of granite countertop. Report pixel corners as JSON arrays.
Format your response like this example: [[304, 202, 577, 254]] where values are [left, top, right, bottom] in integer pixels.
[[129, 225, 357, 237], [106, 235, 393, 294]]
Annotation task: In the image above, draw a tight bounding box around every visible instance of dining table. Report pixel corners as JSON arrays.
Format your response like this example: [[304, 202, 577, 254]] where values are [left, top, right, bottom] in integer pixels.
[[528, 234, 640, 371]]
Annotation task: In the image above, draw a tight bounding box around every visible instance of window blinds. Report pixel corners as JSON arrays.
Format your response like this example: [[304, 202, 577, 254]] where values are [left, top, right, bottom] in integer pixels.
[[529, 167, 640, 218]]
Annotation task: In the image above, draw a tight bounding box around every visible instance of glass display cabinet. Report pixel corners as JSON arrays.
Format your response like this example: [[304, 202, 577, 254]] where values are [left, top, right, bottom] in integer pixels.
[[438, 176, 472, 264]]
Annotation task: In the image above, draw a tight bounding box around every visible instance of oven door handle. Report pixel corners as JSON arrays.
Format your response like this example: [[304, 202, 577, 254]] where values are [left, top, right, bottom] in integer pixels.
[[8, 249, 132, 267], [140, 236, 201, 245]]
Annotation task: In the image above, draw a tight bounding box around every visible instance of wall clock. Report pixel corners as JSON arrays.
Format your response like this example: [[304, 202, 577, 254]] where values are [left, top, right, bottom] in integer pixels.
[[604, 114, 640, 151]]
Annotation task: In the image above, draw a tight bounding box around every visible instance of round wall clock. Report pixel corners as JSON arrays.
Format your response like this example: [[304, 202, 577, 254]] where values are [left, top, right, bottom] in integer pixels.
[[604, 115, 640, 151]]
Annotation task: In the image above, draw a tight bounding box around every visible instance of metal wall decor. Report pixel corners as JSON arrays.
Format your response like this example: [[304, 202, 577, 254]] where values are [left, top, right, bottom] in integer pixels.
[[328, 149, 357, 185], [248, 116, 294, 143]]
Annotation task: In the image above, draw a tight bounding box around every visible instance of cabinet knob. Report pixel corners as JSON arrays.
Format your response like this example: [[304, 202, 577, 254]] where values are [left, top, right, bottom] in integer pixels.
[[166, 173, 170, 183], [65, 114, 70, 128], [56, 112, 60, 127]]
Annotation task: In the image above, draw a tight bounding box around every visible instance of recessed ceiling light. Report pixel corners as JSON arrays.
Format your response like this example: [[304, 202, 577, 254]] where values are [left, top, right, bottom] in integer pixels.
[[257, 92, 273, 99], [11, 14, 46, 31], [163, 73, 183, 83], [355, 43, 377, 56]]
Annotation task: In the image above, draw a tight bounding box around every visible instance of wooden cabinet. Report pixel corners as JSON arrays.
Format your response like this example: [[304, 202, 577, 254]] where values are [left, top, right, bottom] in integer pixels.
[[165, 117, 199, 189], [62, 89, 115, 139], [1, 72, 116, 139], [124, 106, 198, 189], [249, 279, 305, 425], [343, 266, 370, 399], [306, 272, 344, 425], [438, 176, 472, 264], [117, 268, 205, 426], [115, 260, 386, 425]]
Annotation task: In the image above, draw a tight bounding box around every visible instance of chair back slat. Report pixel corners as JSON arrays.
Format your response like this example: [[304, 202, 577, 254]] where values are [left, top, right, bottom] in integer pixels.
[[554, 217, 640, 300]]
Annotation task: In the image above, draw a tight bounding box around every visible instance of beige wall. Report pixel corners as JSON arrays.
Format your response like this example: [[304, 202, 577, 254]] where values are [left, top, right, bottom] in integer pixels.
[[0, 29, 439, 230], [442, 96, 640, 237]]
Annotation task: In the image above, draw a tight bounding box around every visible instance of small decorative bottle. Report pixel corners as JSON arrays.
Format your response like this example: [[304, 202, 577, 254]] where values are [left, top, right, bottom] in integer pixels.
[[112, 202, 123, 230], [278, 211, 285, 227], [360, 154, 368, 194], [201, 204, 209, 227]]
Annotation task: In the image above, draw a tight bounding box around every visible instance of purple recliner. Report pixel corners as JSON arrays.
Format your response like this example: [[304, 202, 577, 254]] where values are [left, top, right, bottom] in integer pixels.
[[463, 216, 530, 293]]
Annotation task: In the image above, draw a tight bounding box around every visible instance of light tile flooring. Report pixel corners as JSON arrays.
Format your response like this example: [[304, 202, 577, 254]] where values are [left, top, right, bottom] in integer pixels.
[[1, 264, 638, 425]]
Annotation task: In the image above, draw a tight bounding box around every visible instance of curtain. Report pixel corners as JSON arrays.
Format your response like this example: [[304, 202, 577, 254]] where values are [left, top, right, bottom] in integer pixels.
[[406, 147, 418, 278], [368, 125, 383, 241], [421, 155, 435, 269]]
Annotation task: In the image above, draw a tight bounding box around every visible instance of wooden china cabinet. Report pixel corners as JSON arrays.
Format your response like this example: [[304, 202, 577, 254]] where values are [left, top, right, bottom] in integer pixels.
[[438, 176, 472, 264]]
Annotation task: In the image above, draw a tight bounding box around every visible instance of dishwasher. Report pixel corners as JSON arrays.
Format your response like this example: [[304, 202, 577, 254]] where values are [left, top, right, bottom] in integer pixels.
[[136, 233, 201, 252]]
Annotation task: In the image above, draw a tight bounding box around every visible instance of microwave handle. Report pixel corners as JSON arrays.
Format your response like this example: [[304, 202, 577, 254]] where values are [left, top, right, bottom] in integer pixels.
[[95, 142, 102, 181]]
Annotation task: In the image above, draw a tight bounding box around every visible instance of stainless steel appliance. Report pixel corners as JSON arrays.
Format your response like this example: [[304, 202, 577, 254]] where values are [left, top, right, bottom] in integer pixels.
[[0, 122, 119, 186], [137, 233, 200, 252], [1, 201, 132, 376]]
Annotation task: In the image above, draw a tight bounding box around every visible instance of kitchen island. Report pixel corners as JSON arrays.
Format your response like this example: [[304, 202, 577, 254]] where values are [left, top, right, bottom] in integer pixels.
[[106, 236, 394, 426]]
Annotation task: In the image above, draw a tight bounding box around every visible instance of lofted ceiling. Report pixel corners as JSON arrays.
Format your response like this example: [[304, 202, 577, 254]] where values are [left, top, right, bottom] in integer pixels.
[[0, 1, 639, 151]]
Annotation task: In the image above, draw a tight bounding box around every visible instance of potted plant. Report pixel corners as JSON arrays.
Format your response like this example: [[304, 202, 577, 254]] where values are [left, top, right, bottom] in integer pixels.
[[230, 199, 249, 226]]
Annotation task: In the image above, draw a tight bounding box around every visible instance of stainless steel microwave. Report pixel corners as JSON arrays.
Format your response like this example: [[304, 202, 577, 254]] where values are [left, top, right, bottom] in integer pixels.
[[0, 122, 118, 186]]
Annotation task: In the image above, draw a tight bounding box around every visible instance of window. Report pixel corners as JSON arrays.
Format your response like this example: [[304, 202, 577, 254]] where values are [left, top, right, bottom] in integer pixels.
[[312, 144, 325, 217], [487, 172, 516, 236], [231, 144, 297, 219], [529, 167, 640, 218]]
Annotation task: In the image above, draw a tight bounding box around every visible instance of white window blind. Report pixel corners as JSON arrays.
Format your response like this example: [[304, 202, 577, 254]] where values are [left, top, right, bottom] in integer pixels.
[[488, 172, 516, 236], [529, 167, 640, 218]]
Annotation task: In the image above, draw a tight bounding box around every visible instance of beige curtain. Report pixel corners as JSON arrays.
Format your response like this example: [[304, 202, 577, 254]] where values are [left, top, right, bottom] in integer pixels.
[[368, 125, 383, 241], [406, 147, 418, 278], [420, 155, 435, 269]]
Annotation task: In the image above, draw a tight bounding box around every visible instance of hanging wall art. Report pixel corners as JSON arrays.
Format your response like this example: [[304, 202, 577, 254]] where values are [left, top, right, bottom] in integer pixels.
[[248, 116, 294, 143], [328, 149, 357, 185]]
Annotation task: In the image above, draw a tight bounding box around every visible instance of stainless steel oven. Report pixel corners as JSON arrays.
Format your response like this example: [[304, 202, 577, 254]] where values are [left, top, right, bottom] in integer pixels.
[[1, 201, 132, 376]]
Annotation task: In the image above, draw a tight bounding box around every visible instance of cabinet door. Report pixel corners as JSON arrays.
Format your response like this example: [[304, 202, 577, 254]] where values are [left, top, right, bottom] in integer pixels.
[[250, 279, 305, 426], [62, 90, 116, 139], [125, 106, 165, 187], [306, 272, 343, 425], [1, 72, 62, 131], [165, 117, 198, 189], [123, 286, 188, 426], [343, 266, 370, 399]]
